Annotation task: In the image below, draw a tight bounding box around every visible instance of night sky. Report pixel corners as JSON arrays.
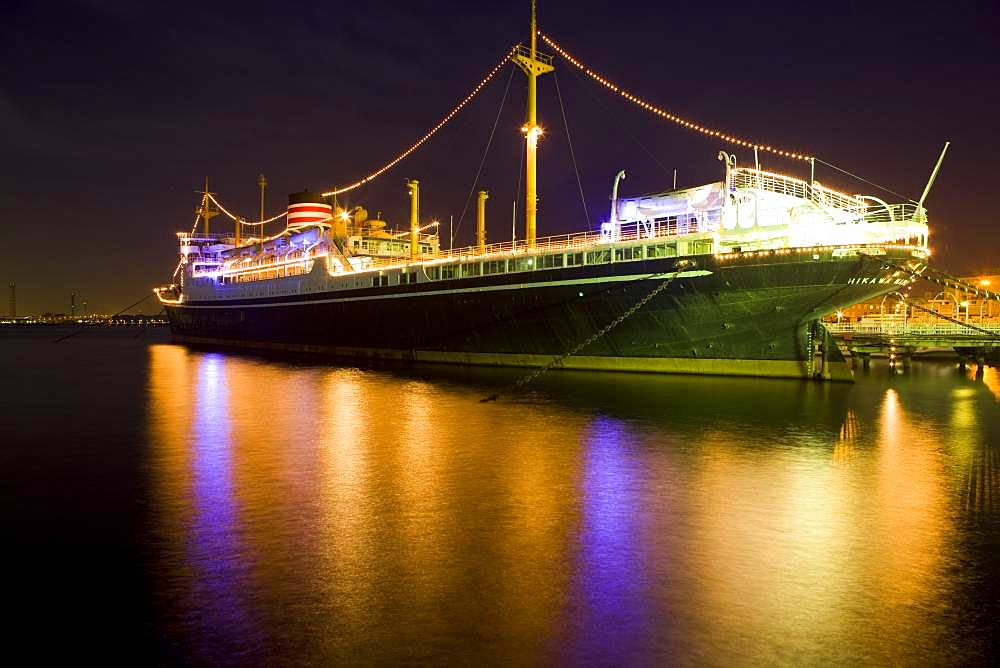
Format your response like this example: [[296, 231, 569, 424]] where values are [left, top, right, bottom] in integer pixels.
[[2, 0, 997, 315]]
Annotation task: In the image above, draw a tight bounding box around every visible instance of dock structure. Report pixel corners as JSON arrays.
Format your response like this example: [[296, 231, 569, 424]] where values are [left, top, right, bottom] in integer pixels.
[[827, 321, 1000, 374]]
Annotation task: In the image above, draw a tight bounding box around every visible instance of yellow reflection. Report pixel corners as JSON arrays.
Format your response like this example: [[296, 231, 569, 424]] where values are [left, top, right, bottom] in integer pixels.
[[979, 366, 1000, 401], [963, 445, 997, 513], [872, 388, 951, 609], [833, 409, 859, 463], [147, 344, 196, 529], [689, 432, 849, 646], [315, 369, 375, 635]]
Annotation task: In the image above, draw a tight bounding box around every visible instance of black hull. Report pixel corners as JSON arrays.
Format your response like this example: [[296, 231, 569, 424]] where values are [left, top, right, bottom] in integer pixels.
[[164, 249, 916, 380]]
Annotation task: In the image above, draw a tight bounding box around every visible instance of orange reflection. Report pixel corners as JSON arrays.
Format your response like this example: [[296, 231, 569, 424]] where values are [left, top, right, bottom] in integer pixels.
[[687, 431, 849, 653], [834, 409, 859, 463], [871, 388, 952, 610], [979, 366, 1000, 401]]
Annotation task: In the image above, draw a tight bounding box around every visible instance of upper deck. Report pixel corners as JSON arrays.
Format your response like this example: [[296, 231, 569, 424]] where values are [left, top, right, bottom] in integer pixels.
[[157, 166, 930, 304]]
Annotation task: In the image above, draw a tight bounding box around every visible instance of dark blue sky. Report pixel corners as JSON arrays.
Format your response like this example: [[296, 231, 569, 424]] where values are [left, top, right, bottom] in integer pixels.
[[2, 0, 997, 314]]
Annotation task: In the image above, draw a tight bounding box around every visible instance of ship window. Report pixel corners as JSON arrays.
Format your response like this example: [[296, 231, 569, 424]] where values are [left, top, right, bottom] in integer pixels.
[[587, 249, 611, 264], [540, 254, 564, 269], [614, 246, 643, 261], [484, 260, 504, 275], [440, 265, 457, 280], [647, 243, 675, 258], [464, 262, 481, 276], [566, 253, 584, 266]]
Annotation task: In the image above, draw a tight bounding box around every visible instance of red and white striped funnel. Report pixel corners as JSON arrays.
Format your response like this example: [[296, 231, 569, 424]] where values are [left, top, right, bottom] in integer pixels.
[[287, 192, 332, 227]]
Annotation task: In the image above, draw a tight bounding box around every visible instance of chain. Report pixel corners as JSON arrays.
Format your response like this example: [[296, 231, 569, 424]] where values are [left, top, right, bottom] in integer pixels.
[[480, 260, 692, 402], [858, 252, 1000, 303]]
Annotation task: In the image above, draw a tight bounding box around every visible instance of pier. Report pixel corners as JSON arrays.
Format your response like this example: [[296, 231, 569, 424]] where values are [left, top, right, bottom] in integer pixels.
[[827, 321, 1000, 374]]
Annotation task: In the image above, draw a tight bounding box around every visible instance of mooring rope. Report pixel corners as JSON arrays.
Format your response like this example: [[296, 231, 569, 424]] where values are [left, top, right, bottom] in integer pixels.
[[859, 252, 1000, 302], [52, 293, 157, 343], [480, 259, 693, 402]]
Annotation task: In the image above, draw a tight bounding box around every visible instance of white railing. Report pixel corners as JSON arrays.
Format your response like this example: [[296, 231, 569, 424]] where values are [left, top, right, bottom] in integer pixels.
[[368, 216, 719, 269], [731, 168, 866, 213], [827, 321, 1000, 337]]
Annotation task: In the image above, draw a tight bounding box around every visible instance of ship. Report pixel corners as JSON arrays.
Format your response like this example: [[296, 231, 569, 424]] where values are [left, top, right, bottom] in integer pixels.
[[155, 6, 932, 382]]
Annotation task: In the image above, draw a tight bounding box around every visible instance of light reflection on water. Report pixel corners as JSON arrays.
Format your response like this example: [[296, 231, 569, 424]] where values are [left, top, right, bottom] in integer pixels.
[[146, 345, 1000, 663]]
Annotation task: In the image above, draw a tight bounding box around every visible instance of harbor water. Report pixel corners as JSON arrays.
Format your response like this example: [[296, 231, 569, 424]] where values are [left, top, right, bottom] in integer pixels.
[[4, 327, 999, 663]]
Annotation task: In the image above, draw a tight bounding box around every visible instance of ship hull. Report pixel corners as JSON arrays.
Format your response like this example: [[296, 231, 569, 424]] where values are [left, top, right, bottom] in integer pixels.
[[164, 249, 917, 380]]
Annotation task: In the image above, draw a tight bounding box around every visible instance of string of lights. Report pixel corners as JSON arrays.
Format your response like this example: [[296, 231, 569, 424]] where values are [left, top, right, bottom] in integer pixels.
[[189, 194, 207, 234], [392, 221, 440, 238], [206, 192, 240, 222], [206, 192, 288, 227], [203, 48, 515, 221], [538, 32, 813, 162], [321, 48, 517, 196], [175, 197, 208, 278]]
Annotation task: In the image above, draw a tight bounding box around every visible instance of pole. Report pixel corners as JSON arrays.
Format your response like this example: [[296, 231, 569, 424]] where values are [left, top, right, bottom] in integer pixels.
[[449, 214, 454, 252], [511, 198, 517, 247], [257, 173, 268, 239], [407, 180, 420, 261], [754, 147, 761, 226], [916, 141, 950, 222], [610, 170, 626, 241], [513, 0, 553, 249], [673, 169, 677, 190], [199, 177, 218, 236], [477, 190, 488, 254], [203, 177, 210, 235], [526, 0, 537, 248]]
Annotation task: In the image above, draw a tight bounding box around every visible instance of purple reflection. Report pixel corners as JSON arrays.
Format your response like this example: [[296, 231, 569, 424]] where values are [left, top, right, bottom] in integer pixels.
[[564, 415, 654, 662], [188, 353, 260, 657]]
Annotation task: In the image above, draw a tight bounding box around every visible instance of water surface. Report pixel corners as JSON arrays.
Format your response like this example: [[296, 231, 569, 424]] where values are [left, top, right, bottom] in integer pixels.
[[4, 327, 998, 663]]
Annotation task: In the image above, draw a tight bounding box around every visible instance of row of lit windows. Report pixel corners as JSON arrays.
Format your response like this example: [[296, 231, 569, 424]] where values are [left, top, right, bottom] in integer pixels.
[[219, 264, 307, 284], [423, 241, 711, 281]]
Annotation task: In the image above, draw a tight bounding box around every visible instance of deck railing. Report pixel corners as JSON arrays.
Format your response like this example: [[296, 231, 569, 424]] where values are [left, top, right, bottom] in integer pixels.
[[730, 168, 931, 228], [367, 214, 721, 269], [731, 169, 867, 216], [827, 321, 1000, 336]]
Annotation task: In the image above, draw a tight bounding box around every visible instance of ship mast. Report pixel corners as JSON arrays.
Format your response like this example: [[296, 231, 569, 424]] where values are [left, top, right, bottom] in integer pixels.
[[513, 0, 553, 248], [197, 177, 218, 236]]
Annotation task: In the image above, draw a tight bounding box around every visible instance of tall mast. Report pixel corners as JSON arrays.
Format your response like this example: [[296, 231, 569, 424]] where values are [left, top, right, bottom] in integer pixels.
[[198, 177, 218, 236], [258, 173, 268, 239], [513, 0, 553, 248]]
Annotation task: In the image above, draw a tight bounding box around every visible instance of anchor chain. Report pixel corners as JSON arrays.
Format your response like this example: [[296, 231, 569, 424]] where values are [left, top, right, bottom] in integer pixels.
[[858, 252, 1000, 302], [481, 260, 693, 402]]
